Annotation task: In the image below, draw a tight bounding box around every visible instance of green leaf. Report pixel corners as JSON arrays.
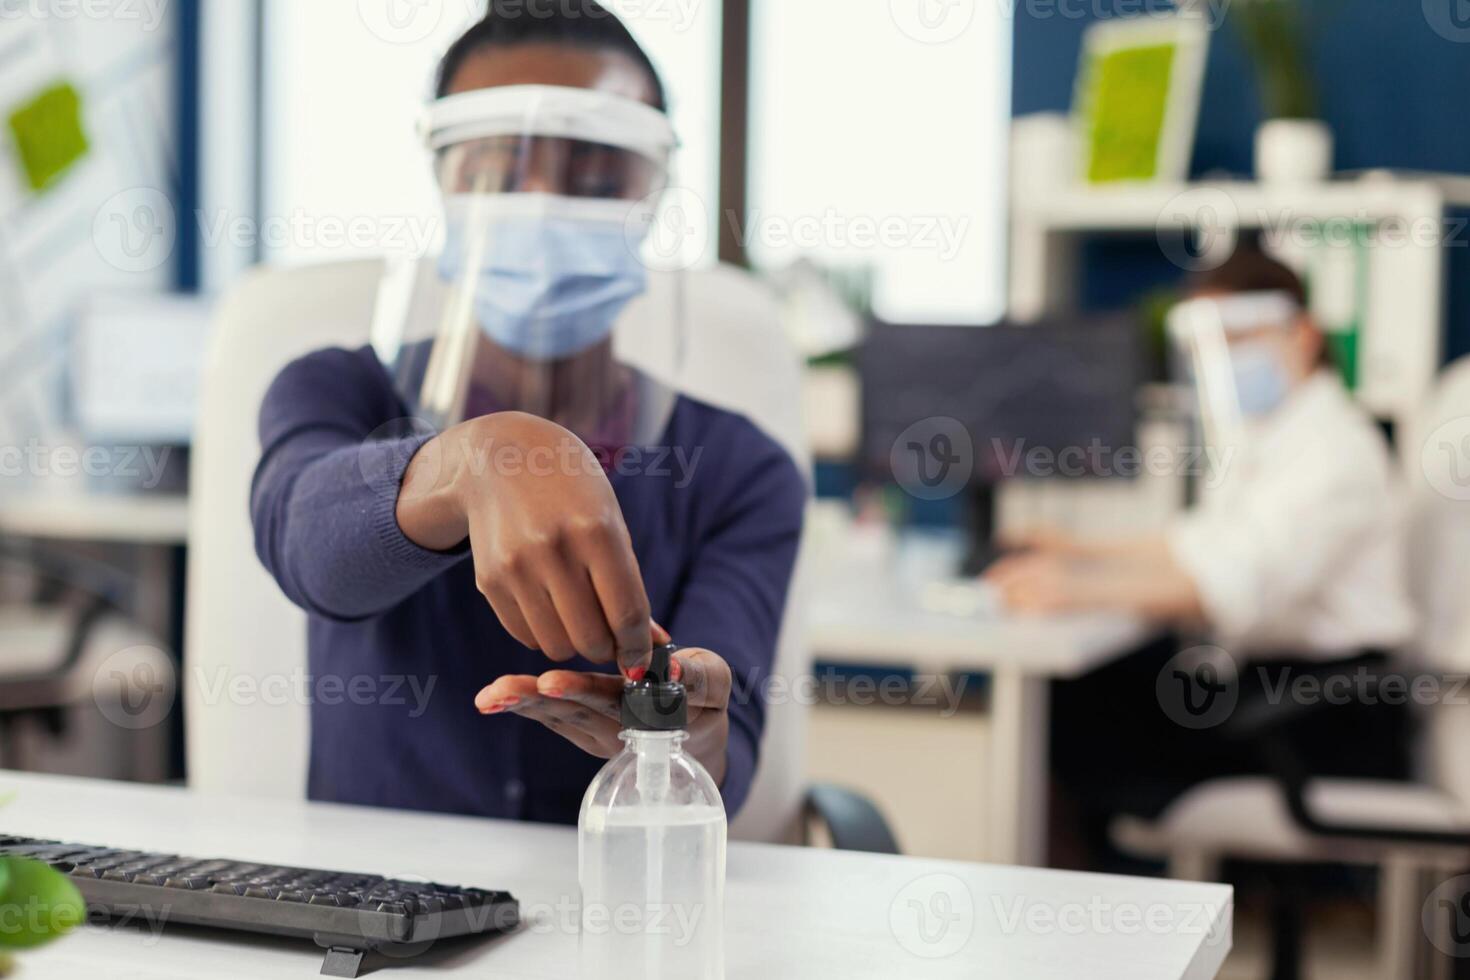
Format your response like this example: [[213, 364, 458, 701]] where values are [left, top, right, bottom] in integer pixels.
[[0, 858, 85, 950]]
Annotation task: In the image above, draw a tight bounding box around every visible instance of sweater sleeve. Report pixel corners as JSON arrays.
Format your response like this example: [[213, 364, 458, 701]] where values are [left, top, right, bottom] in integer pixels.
[[664, 418, 808, 818], [250, 347, 469, 622]]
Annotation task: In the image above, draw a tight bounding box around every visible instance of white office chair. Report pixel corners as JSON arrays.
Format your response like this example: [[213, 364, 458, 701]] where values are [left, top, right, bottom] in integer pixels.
[[1115, 358, 1470, 977], [185, 258, 815, 844]]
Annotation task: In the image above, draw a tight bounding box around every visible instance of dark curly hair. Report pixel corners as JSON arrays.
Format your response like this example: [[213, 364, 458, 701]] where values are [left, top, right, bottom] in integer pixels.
[[436, 0, 667, 110]]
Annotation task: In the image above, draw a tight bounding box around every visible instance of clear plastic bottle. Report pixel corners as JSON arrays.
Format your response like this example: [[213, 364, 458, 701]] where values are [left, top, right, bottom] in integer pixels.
[[578, 643, 726, 980]]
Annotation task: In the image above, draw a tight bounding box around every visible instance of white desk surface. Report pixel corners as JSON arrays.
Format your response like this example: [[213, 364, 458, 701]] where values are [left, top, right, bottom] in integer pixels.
[[807, 578, 1154, 679], [0, 493, 189, 545], [6, 773, 1231, 980]]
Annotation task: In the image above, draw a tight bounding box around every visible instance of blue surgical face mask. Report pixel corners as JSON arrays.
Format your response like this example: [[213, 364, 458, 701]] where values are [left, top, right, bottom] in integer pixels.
[[437, 194, 650, 360], [1229, 341, 1292, 418]]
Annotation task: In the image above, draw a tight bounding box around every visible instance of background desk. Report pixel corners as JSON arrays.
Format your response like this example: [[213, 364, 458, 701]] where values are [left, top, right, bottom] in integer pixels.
[[4, 772, 1232, 979], [807, 561, 1155, 868], [0, 493, 190, 545]]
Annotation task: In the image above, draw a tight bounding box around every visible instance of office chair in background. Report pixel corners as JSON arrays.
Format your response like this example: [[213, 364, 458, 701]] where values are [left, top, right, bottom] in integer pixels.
[[0, 545, 174, 782], [184, 258, 896, 853], [1116, 358, 1470, 979]]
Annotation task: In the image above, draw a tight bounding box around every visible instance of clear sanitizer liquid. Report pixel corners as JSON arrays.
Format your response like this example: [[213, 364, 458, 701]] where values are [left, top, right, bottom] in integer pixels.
[[578, 646, 726, 980]]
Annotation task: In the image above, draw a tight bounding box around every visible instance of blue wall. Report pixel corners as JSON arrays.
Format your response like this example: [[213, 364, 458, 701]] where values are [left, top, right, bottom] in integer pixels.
[[1011, 0, 1470, 360]]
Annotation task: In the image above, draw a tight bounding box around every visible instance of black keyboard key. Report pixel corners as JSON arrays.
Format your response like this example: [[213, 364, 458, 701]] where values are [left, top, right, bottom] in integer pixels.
[[162, 876, 210, 890]]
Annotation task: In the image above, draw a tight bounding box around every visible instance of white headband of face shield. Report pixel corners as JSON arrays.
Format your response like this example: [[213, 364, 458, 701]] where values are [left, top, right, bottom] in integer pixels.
[[420, 84, 678, 161], [1166, 290, 1303, 345]]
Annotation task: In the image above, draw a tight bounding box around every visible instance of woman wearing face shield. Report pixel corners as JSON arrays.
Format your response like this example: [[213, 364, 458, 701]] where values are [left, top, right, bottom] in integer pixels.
[[249, 2, 806, 824], [987, 245, 1414, 650], [984, 244, 1416, 865]]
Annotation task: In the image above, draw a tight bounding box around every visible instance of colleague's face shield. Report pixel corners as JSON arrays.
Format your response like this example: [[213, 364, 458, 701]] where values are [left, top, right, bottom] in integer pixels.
[[373, 84, 684, 453], [1166, 290, 1302, 446]]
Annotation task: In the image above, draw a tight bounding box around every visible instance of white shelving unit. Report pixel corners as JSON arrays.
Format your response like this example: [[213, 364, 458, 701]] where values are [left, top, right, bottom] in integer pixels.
[[1009, 169, 1470, 426]]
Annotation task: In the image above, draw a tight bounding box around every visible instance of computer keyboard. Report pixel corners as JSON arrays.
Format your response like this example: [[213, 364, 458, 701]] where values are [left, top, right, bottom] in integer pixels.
[[0, 834, 519, 977]]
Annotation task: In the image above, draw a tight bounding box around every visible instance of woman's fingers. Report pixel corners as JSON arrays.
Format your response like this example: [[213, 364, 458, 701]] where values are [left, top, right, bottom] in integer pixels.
[[478, 674, 625, 751], [508, 579, 578, 662], [473, 568, 539, 651], [671, 649, 732, 709], [580, 524, 653, 672], [536, 670, 623, 720], [474, 675, 540, 712], [540, 561, 617, 664]]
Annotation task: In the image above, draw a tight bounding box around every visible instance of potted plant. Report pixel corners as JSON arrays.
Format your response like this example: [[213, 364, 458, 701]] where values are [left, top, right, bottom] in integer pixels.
[[1229, 0, 1334, 183], [0, 853, 86, 974]]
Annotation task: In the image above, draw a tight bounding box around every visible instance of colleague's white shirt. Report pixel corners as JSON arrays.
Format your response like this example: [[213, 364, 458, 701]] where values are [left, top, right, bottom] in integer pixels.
[[1168, 371, 1416, 658]]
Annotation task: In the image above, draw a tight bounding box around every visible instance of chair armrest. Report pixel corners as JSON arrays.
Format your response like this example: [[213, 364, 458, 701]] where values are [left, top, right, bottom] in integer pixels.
[[1226, 665, 1470, 848], [804, 784, 901, 854], [1220, 664, 1400, 743]]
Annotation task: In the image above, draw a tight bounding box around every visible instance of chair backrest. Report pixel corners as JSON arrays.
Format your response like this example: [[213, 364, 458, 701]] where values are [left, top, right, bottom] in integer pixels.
[[1401, 357, 1470, 804], [185, 259, 813, 843]]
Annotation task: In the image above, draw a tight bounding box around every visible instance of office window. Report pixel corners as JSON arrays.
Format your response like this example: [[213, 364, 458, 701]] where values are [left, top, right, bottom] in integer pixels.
[[748, 1, 1011, 323], [260, 1, 721, 269]]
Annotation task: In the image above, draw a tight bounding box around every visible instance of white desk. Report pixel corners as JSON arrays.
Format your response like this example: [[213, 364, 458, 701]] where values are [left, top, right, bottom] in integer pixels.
[[5, 773, 1232, 979], [0, 493, 190, 546], [807, 558, 1155, 869]]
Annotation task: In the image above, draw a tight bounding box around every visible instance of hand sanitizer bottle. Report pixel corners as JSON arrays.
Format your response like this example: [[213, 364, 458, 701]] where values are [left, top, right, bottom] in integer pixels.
[[578, 643, 726, 980]]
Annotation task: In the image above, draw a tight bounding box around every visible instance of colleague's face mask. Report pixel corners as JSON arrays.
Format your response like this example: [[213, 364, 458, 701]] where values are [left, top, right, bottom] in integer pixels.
[[438, 193, 650, 360], [1228, 340, 1293, 418]]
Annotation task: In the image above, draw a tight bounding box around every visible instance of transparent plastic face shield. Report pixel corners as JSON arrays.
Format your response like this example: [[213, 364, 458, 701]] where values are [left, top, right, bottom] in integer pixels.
[[373, 84, 683, 454], [1166, 290, 1301, 448]]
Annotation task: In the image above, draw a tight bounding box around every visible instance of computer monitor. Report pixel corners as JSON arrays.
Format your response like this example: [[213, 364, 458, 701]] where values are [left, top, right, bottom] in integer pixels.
[[858, 315, 1143, 572]]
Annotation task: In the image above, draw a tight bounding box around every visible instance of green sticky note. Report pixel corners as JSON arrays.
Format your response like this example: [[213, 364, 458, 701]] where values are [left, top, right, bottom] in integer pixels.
[[1082, 44, 1177, 184], [8, 82, 90, 193]]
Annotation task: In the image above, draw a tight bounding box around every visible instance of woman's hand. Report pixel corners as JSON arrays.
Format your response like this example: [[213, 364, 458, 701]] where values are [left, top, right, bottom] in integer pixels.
[[472, 626, 734, 785], [986, 551, 1092, 614], [396, 411, 652, 671]]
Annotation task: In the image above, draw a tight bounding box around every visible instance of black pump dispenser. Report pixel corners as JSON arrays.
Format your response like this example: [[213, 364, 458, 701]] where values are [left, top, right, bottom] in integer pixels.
[[620, 643, 687, 731]]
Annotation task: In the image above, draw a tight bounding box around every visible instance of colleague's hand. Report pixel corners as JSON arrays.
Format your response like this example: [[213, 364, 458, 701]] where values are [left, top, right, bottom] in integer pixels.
[[997, 526, 1086, 557], [473, 625, 734, 785], [396, 411, 652, 670], [985, 551, 1092, 614]]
